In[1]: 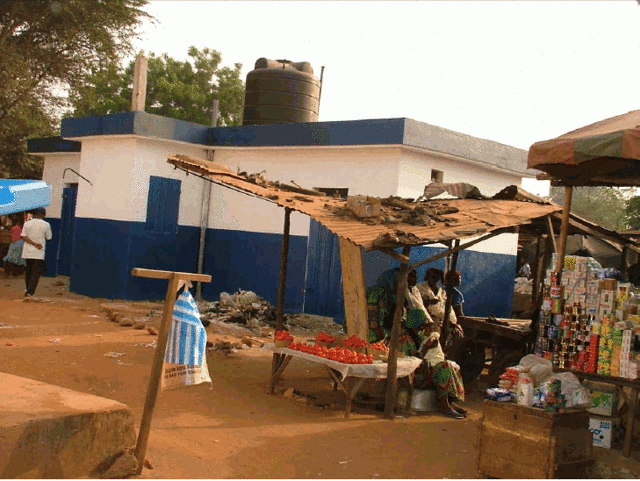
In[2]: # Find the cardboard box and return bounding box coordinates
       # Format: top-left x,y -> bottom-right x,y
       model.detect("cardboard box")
589,416 -> 621,449
584,381 -> 619,417
600,279 -> 618,291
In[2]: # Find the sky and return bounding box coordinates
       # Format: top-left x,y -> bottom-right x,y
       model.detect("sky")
132,1 -> 640,195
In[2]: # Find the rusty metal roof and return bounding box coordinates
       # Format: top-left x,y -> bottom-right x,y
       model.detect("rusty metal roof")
168,154 -> 562,251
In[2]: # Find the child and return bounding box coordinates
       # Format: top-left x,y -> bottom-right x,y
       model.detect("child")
2,213 -> 25,276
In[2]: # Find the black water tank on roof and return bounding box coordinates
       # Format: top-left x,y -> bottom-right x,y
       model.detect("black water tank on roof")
242,58 -> 321,126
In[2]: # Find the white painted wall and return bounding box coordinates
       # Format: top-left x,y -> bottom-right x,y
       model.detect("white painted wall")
398,149 -> 522,199
207,145 -> 402,236
41,153 -> 82,218
397,149 -> 522,256
39,135 -> 527,253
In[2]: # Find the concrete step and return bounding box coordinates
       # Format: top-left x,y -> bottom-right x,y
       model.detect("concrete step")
0,373 -> 136,478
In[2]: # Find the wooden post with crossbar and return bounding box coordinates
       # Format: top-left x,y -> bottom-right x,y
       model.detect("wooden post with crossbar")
131,268 -> 211,474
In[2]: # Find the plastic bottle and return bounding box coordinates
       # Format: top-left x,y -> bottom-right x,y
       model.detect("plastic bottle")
517,374 -> 534,407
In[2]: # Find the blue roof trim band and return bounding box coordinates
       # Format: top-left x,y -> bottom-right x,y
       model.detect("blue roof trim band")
27,136 -> 81,153
57,111 -> 405,148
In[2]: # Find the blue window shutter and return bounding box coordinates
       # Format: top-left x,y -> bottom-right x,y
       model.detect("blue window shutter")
146,176 -> 181,233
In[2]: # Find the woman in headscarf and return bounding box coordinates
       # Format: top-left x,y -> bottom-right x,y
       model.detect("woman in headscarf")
397,297 -> 466,419
366,268 -> 419,343
416,268 -> 464,344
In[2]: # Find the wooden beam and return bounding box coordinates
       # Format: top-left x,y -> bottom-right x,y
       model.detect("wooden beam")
556,186 -> 573,277
384,246 -> 411,419
130,55 -> 148,111
339,237 -> 368,339
379,248 -> 410,264
132,268 -> 211,473
442,240 -> 460,346
131,268 -> 211,282
546,216 -> 558,253
276,208 -> 292,331
409,228 -> 506,271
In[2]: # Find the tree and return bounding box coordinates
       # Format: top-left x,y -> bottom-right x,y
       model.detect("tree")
69,47 -> 245,127
548,186 -> 630,231
624,196 -> 640,230
0,0 -> 150,178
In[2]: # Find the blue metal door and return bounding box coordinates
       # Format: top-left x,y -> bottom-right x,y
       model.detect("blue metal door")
303,219 -> 344,322
57,184 -> 78,275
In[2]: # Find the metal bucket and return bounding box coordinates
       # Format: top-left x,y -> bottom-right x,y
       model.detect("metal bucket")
410,389 -> 438,412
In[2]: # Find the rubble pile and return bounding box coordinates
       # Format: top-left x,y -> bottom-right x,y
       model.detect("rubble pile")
197,290 -> 344,337
198,290 -> 277,329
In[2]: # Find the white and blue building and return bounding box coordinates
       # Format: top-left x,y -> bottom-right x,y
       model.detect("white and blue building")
28,112 -> 535,320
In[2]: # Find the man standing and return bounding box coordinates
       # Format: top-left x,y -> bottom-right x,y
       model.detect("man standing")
21,207 -> 52,298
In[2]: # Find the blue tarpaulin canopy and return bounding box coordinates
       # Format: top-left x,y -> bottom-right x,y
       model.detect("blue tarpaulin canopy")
0,180 -> 51,216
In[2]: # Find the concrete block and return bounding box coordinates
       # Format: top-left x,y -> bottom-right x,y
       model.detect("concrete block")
0,373 -> 136,478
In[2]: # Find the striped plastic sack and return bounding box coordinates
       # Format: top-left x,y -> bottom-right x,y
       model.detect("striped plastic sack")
161,289 -> 212,390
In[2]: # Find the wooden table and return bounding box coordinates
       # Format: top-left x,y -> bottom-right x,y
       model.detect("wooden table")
558,369 -> 640,457
267,344 -> 422,417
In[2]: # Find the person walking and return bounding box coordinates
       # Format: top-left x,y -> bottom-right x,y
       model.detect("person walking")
21,207 -> 52,298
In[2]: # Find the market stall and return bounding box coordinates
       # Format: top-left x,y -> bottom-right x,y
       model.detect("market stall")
522,109 -> 640,457
168,154 -> 562,418
267,343 -> 422,417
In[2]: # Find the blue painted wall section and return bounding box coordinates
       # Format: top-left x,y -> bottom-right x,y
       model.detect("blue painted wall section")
304,220 -> 344,321
67,217 -> 306,311
201,228 -> 307,313
44,217 -> 60,278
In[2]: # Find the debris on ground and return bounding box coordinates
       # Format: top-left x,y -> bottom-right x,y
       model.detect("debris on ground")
98,449 -> 138,479
198,290 -> 276,329
197,290 -> 344,337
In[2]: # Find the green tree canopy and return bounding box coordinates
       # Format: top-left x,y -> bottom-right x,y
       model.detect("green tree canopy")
624,196 -> 640,230
69,47 -> 245,127
549,186 -> 631,231
0,0 -> 150,179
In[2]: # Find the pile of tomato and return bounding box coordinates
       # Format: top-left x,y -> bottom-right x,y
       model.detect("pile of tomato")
368,341 -> 389,353
288,342 -> 373,364
343,335 -> 367,349
274,330 -> 294,342
316,331 -> 336,344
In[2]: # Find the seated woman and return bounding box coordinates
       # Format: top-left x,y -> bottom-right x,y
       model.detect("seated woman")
366,268 -> 419,343
416,268 -> 464,345
398,294 -> 466,419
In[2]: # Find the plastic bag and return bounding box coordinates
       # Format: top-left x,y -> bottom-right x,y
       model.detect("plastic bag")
517,354 -> 553,387
541,372 -> 592,409
219,291 -> 235,306
236,290 -> 259,306
162,289 -> 212,391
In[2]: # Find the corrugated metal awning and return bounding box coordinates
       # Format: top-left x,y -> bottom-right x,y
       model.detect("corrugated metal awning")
168,154 -> 562,250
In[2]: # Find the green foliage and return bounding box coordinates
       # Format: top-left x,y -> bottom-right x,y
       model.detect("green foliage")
0,0 -> 150,178
69,47 -> 245,127
624,196 -> 640,230
548,186 -> 630,231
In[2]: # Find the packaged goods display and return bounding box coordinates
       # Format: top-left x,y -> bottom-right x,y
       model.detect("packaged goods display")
535,255 -> 640,380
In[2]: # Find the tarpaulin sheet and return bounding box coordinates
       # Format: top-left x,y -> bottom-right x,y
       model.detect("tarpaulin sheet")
0,180 -> 51,216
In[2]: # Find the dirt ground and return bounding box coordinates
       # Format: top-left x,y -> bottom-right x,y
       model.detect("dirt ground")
2,274 -> 640,479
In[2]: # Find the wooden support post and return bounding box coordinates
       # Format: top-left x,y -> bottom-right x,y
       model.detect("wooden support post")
546,215 -> 558,254
339,237 -> 368,339
131,268 -> 211,474
276,208 -> 292,331
555,186 -> 573,280
531,233 -> 542,305
130,55 -> 148,112
442,239 -> 460,347
384,246 -> 411,419
620,245 -> 629,279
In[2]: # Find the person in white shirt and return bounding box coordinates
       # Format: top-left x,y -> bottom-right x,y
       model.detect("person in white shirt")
21,207 -> 52,297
